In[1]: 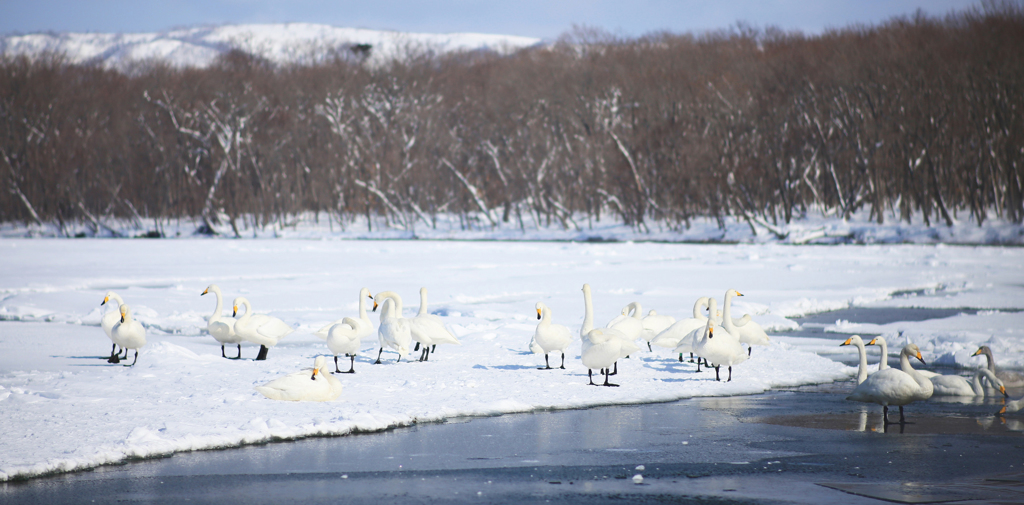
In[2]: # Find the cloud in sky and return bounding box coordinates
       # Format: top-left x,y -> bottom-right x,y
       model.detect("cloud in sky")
1,0 -> 982,39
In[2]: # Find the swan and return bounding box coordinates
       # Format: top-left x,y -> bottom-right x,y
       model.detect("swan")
673,297 -> 721,366
254,356 -> 343,402
580,284 -> 637,376
373,290 -> 458,362
582,328 -> 623,387
232,297 -> 294,361
998,396 -> 1024,416
972,346 -> 1024,387
720,289 -> 767,356
100,291 -> 126,362
315,287 -> 374,343
929,368 -> 1008,397
691,319 -> 747,381
652,297 -> 712,362
374,297 -> 412,363
839,335 -> 870,384
326,320 -> 363,373
533,302 -> 573,369
202,284 -> 243,359
641,310 -> 675,351
846,343 -> 934,424
111,304 -> 146,366
606,302 -> 644,343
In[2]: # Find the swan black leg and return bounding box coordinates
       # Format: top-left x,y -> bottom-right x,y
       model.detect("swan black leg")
609,361 -> 618,376
679,353 -> 684,362
374,347 -> 383,364
538,354 -> 552,370
714,365 -> 721,381
748,346 -> 752,356
696,359 -> 701,372
603,368 -> 619,387
431,344 -> 436,353
727,366 -> 733,382
588,369 -> 598,386
414,342 -> 420,352
899,406 -> 906,424
255,345 -> 269,361
236,344 -> 242,359
221,344 -> 227,358
690,352 -> 695,363
647,342 -> 652,352
333,355 -> 342,373
127,350 -> 138,367
347,355 -> 356,373
120,347 -> 129,359
882,406 -> 890,424
560,352 -> 566,370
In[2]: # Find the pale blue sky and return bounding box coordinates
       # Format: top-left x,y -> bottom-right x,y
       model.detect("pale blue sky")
1,0 -> 982,39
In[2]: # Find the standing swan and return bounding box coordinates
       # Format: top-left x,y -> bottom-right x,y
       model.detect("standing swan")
202,284 -> 243,359
100,291 -> 126,362
326,321 -> 362,373
652,296 -> 711,362
533,302 -> 573,369
375,297 -> 411,363
721,289 -> 768,356
111,304 -> 146,366
254,356 -> 343,402
232,297 -> 294,361
315,287 -> 374,342
582,329 -> 623,386
846,343 -> 934,424
839,335 -> 870,385
692,319 -> 747,381
412,287 -> 460,360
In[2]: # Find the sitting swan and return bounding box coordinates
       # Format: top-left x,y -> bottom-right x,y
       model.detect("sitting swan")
846,342 -> 933,424
100,291 -> 126,362
641,310 -> 675,351
533,301 -> 573,369
111,304 -> 147,366
929,368 -> 1008,397
315,287 -> 374,342
255,356 -> 343,402
232,297 -> 294,361
202,284 -> 243,359
972,346 -> 1024,388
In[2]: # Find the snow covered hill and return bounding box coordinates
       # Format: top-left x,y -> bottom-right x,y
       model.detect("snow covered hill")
0,23 -> 542,70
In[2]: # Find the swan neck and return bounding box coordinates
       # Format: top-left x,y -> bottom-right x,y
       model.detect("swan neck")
418,289 -> 428,316
972,371 -> 985,395
358,290 -> 368,320
376,291 -> 403,316
693,297 -> 708,319
581,287 -> 593,337
854,341 -> 868,384
878,341 -> 888,370
210,288 -> 223,322
899,351 -> 930,387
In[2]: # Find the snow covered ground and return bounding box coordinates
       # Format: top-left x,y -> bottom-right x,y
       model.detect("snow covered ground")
1,238 -> 1023,482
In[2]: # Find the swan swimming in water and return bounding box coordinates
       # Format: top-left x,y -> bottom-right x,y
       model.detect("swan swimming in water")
232,297 -> 294,361
202,284 -> 243,359
845,339 -> 933,424
254,356 -> 343,402
532,301 -> 573,369
972,346 -> 1024,388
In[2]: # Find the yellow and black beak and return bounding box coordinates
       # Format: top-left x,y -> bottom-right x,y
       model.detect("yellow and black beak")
1000,385 -> 1008,397
840,338 -> 852,346
915,351 -> 926,365
201,288 -> 209,296
372,301 -> 378,312
708,327 -> 714,338
867,338 -> 877,346
232,305 -> 238,317
998,405 -> 1007,415
311,368 -> 319,381
971,348 -> 983,357
736,291 -> 744,297
101,295 -> 109,306
536,308 -> 542,320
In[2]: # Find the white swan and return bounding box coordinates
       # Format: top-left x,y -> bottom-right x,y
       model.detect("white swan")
411,287 -> 460,360
533,302 -> 573,369
840,335 -> 870,384
673,297 -> 721,366
581,284 -> 638,376
929,368 -> 1007,397
998,396 -> 1024,416
972,346 -> 1024,387
374,297 -> 412,363
315,287 -> 374,343
326,320 -> 362,373
607,301 -> 644,343
652,296 -> 712,363
100,291 -> 125,362
582,328 -> 623,387
232,297 -> 294,361
641,310 -> 675,351
254,356 -> 343,402
846,343 -> 934,424
691,319 -> 747,381
722,289 -> 769,355
111,304 -> 146,366
202,284 -> 243,359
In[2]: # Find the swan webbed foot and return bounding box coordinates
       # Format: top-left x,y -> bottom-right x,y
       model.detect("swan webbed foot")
374,347 -> 384,364
537,354 -> 553,370
108,353 -> 120,364
602,369 -> 619,387
124,350 -> 138,367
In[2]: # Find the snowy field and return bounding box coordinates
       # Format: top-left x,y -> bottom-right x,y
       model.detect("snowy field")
1,238 -> 1023,482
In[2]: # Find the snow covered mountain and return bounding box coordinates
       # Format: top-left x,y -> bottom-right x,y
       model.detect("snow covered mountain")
0,24 -> 542,70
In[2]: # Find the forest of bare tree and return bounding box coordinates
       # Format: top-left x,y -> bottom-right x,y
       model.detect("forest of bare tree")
1,3 -> 1022,237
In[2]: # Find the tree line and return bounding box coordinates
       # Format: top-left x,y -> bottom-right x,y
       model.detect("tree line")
1,3 -> 1022,236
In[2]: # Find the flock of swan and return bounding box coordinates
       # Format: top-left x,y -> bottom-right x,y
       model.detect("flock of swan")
95,286 -> 1024,418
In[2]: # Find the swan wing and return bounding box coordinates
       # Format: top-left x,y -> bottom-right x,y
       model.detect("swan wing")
929,374 -> 973,396
256,317 -> 294,340
654,318 -> 703,348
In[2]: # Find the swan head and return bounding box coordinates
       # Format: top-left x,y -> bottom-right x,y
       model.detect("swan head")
535,302 -> 544,320
582,283 -> 591,295
840,335 -> 864,347
119,304 -> 129,323
903,344 -> 925,364
202,284 -> 218,296
971,346 -> 991,358
362,287 -> 372,299
101,291 -> 116,306
311,356 -> 326,380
